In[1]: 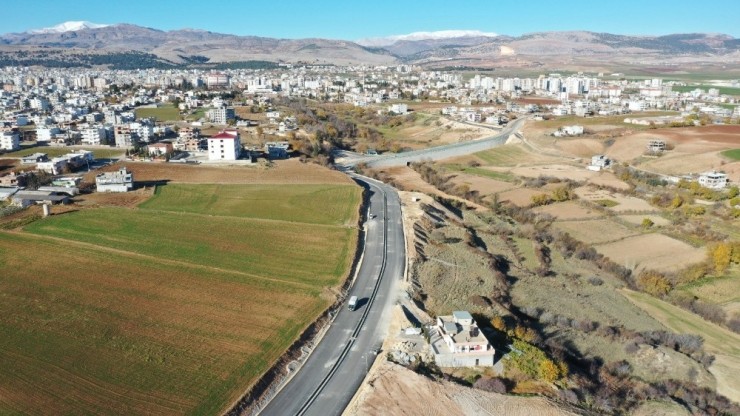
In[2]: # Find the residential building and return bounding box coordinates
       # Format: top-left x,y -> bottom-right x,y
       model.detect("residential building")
0,172 -> 27,187
20,153 -> 48,164
96,168 -> 134,192
698,171 -> 728,189
80,126 -> 106,145
208,107 -> 235,124
389,103 -> 408,115
647,139 -> 666,153
36,127 -> 61,143
36,157 -> 68,175
114,124 -> 137,148
147,142 -> 173,156
0,131 -> 20,151
588,155 -> 611,171
265,141 -> 289,159
430,311 -> 495,367
207,130 -> 241,161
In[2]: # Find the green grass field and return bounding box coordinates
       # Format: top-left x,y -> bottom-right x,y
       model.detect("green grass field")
2,181 -> 362,414
1,144 -> 124,159
135,105 -> 181,122
139,183 -> 361,226
721,149 -> 740,161
0,232 -> 327,415
474,145 -> 534,166
24,207 -> 355,286
443,164 -> 516,182
671,85 -> 740,96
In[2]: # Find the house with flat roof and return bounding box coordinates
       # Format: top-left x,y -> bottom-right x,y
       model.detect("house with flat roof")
430,311 -> 495,367
698,171 -> 728,189
587,155 -> 611,171
96,168 -> 134,192
20,153 -> 49,164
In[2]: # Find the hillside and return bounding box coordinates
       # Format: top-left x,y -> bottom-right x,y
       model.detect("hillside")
1,24 -> 740,70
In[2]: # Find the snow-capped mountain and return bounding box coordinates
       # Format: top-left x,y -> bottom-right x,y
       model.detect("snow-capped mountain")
357,30 -> 498,47
29,21 -> 110,34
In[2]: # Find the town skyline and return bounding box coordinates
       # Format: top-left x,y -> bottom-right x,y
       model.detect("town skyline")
5,0 -> 740,39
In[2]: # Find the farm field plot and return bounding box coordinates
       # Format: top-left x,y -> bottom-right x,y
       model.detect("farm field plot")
134,105 -> 181,121
139,183 -> 361,226
574,187 -> 656,212
473,144 -> 556,166
679,275 -> 740,317
0,231 -> 329,415
497,187 -> 545,207
447,173 -> 514,194
596,233 -> 705,273
87,159 -> 355,185
620,214 -> 671,227
532,201 -> 603,220
623,289 -> 740,403
554,219 -> 638,244
24,208 -> 355,286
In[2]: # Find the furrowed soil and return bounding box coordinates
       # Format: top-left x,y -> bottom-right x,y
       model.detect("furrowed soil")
0,232 -> 328,416
1,163 -> 362,415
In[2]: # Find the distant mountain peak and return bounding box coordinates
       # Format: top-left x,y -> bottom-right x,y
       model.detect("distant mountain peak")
357,30 -> 498,47
29,21 -> 110,34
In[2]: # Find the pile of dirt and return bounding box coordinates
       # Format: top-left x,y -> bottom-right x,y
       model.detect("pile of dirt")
346,361 -> 582,416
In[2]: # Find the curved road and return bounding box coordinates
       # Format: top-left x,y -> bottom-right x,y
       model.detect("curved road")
259,176 -> 405,416
341,116 -> 528,168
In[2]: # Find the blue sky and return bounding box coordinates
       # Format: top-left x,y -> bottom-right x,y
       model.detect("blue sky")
4,0 -> 740,39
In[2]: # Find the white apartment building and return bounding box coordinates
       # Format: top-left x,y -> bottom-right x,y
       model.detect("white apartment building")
0,131 -> 20,151
80,126 -> 106,145
207,130 -> 241,161
208,107 -> 235,124
36,127 -> 61,143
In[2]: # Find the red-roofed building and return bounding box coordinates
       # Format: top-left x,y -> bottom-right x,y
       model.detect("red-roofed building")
207,130 -> 241,160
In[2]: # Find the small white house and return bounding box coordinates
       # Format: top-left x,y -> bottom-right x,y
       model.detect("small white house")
96,168 -> 134,192
389,103 -> 408,115
588,155 -> 611,171
698,171 -> 728,189
430,311 -> 495,367
553,125 -> 584,137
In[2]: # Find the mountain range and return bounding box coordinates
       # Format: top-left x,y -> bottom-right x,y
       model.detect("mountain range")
2,22 -> 740,71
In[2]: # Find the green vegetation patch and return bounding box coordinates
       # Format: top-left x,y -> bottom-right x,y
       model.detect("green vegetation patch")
721,149 -> 740,161
0,231 -> 327,415
139,183 -> 361,226
443,164 -> 515,182
671,85 -> 740,96
24,208 -> 355,286
474,146 -> 532,166
135,105 -> 181,122
594,199 -> 619,207
2,145 -> 84,158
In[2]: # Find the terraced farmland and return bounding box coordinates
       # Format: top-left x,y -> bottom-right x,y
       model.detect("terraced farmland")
0,179 -> 362,415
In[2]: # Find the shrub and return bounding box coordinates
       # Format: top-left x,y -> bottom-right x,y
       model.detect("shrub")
587,276 -> 604,286
473,377 -> 507,394
637,270 -> 672,297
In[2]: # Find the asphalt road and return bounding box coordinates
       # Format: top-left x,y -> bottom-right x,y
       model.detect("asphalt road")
259,176 -> 405,416
340,117 -> 528,168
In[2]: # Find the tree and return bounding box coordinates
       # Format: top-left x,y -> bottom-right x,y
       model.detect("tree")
539,359 -> 561,382
637,270 -> 672,296
709,243 -> 732,275
641,218 -> 654,229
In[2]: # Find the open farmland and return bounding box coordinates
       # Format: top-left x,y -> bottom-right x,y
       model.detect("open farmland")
134,104 -> 181,121
2,171 -> 361,414
0,232 -> 330,415
139,183 -> 361,226
554,219 -> 638,244
596,233 -> 706,273
25,206 -> 355,286
623,290 -> 740,403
